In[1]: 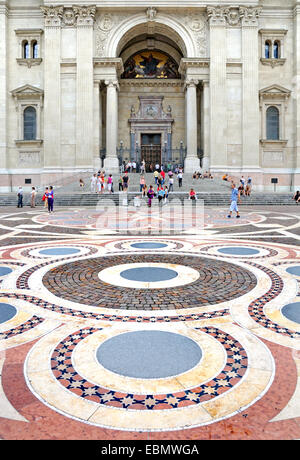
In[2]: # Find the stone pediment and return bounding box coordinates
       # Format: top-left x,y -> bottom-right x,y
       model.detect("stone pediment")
11,84 -> 44,98
259,84 -> 291,98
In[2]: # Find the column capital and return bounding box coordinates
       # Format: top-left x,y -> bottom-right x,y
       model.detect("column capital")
41,5 -> 64,28
207,6 -> 226,27
73,5 -> 96,27
239,6 -> 262,27
104,79 -> 119,91
184,79 -> 199,90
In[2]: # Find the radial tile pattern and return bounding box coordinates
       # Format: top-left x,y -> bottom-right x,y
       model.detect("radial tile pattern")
42,254 -> 257,310
0,206 -> 300,440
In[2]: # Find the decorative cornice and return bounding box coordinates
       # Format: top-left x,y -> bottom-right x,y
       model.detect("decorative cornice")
15,139 -> 43,148
120,79 -> 183,88
259,29 -> 288,36
15,29 -> 44,36
260,139 -> 288,148
93,57 -> 124,74
179,58 -> 209,73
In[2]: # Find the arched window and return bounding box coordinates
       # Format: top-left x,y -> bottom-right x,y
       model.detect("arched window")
266,106 -> 280,140
23,41 -> 30,59
23,106 -> 37,140
273,41 -> 280,59
32,41 -> 38,59
265,40 -> 271,59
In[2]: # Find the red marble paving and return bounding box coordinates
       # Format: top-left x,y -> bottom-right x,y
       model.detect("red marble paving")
0,337 -> 300,440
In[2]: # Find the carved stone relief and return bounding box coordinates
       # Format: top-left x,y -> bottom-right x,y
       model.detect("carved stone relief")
18,151 -> 41,167
183,12 -> 208,57
94,13 -> 117,57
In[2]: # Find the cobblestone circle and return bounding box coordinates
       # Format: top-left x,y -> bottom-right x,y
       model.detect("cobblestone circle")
42,254 -> 257,311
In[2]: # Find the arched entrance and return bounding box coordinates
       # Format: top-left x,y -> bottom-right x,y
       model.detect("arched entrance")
117,22 -> 184,171
98,13 -> 205,174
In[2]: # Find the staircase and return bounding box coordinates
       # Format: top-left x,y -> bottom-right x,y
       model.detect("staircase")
0,173 -> 296,207
0,192 -> 296,207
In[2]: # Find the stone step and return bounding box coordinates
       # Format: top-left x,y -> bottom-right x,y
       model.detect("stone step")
53,173 -> 232,194
0,192 -> 296,207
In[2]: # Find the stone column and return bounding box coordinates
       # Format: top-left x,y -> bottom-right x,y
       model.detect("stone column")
74,5 -> 96,169
201,80 -> 210,171
294,3 -> 300,185
104,80 -> 119,174
207,6 -> 227,172
240,6 -> 261,170
0,2 -> 7,176
93,81 -> 101,170
184,79 -> 200,173
41,6 -> 63,170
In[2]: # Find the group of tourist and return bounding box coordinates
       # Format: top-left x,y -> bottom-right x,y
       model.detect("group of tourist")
222,173 -> 252,197
17,185 -> 54,213
152,167 -> 182,190
193,171 -> 214,180
88,164 -> 185,199
17,166 -> 299,217
90,171 -> 114,194
121,160 -> 184,175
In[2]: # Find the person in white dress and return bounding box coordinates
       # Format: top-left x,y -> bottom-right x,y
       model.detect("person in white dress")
90,174 -> 97,193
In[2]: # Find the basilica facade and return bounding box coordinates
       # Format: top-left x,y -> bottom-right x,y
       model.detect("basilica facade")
0,0 -> 300,191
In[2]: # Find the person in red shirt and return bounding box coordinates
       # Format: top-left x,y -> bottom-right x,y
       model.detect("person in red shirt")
161,169 -> 165,185
189,188 -> 197,200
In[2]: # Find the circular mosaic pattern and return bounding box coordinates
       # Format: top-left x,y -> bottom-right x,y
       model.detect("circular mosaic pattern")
130,242 -> 168,249
0,266 -> 13,276
281,302 -> 300,324
217,247 -> 260,256
120,266 -> 178,282
286,266 -> 300,277
109,240 -> 187,252
42,254 -> 257,311
97,262 -> 199,289
96,330 -> 202,379
0,303 -> 17,324
24,322 -> 274,431
38,247 -> 82,256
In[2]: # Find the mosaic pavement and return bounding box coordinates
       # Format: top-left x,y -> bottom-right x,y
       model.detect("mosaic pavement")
0,205 -> 300,440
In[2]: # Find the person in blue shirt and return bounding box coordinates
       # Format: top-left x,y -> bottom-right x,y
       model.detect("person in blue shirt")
157,186 -> 165,205
46,186 -> 54,213
227,183 -> 241,218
